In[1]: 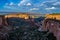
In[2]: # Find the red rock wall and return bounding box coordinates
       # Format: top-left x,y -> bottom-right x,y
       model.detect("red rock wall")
43,19 -> 60,40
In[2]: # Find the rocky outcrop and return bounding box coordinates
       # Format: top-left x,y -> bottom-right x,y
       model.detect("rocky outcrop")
0,15 -> 8,26
43,19 -> 60,40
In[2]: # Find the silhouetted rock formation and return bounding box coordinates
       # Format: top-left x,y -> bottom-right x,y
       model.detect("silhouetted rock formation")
43,19 -> 60,40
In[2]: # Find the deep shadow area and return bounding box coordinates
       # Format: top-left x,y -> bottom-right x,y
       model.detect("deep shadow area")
0,17 -> 56,40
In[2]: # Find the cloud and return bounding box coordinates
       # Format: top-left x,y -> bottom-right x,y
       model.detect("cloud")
4,4 -> 18,10
26,3 -> 31,6
18,3 -> 21,6
40,0 -> 58,7
53,2 -> 60,5
18,0 -> 29,6
20,0 -> 26,4
30,8 -> 39,11
18,0 -> 25,6
4,6 -> 16,9
4,6 -> 11,9
9,2 -> 14,6
5,2 -> 14,6
45,7 -> 56,10
40,1 -> 60,9
40,1 -> 55,7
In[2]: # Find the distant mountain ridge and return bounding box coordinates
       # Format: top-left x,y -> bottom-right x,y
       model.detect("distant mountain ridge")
0,12 -> 42,15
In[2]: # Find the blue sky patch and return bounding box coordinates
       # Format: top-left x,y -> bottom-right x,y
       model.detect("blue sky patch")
0,0 -> 60,14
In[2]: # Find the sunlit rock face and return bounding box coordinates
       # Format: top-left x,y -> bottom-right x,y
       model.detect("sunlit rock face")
5,13 -> 30,19
0,15 -> 8,26
45,14 -> 60,20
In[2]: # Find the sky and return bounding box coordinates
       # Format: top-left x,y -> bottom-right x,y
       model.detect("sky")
0,0 -> 60,14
